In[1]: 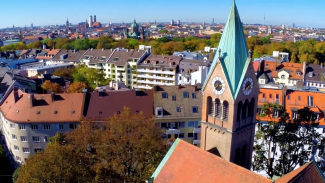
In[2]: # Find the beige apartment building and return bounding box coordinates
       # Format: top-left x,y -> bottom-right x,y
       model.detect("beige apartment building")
0,87 -> 84,167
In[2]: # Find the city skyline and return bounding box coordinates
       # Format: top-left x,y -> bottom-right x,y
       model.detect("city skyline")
1,0 -> 324,28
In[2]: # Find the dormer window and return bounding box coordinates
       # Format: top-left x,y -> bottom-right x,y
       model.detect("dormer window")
281,75 -> 286,79
296,71 -> 301,75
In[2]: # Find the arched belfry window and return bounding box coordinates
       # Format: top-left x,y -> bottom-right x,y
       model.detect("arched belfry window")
215,99 -> 221,117
237,101 -> 242,122
223,101 -> 229,120
240,144 -> 247,167
241,99 -> 249,119
248,97 -> 255,118
207,96 -> 213,115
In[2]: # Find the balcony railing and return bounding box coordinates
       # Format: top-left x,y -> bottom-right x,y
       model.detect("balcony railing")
286,100 -> 305,106
193,140 -> 201,145
137,69 -> 175,75
258,98 -> 281,104
137,80 -> 175,85
193,128 -> 201,133
166,129 -> 180,135
137,74 -> 175,81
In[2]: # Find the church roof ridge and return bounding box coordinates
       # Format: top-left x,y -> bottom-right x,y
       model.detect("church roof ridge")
202,1 -> 249,98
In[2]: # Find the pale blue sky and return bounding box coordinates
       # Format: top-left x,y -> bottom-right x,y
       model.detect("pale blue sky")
1,0 -> 323,28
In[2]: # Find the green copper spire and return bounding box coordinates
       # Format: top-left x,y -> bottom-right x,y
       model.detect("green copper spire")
203,1 -> 249,98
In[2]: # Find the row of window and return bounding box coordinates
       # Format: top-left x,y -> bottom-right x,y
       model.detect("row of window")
10,123 -> 77,130
12,135 -> 50,143
262,94 -> 314,107
162,132 -> 199,139
160,121 -> 200,129
261,93 -> 280,99
162,92 -> 196,99
176,107 -> 199,113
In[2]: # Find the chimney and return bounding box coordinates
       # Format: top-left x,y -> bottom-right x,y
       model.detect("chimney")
303,61 -> 306,82
51,92 -> 55,102
115,81 -> 119,91
28,94 -> 34,108
13,87 -> 19,103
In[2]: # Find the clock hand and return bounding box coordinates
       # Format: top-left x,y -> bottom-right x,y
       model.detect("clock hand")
245,84 -> 251,91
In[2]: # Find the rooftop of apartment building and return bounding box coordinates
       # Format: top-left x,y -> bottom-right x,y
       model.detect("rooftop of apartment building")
35,49 -> 61,60
25,63 -> 73,71
179,59 -> 211,73
138,55 -> 182,69
107,48 -> 147,66
1,88 -> 84,123
83,90 -> 153,120
52,49 -> 87,63
305,63 -> 325,83
172,51 -> 209,60
153,85 -> 202,119
82,48 -> 115,64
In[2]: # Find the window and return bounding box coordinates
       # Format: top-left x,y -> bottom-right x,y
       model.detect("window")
34,148 -> 42,153
188,121 -> 199,128
179,133 -> 185,138
31,124 -> 38,130
10,123 -> 15,129
162,92 -> 168,98
292,111 -> 298,119
70,124 -> 77,129
32,136 -> 40,142
14,145 -> 19,151
43,124 -> 51,130
176,107 -> 181,112
298,96 -> 301,101
188,133 -> 194,138
183,92 -> 189,98
16,156 -> 21,162
323,128 -> 325,134
262,93 -> 265,98
12,134 -> 17,140
44,136 -> 50,142
179,122 -> 185,128
57,124 -> 64,130
308,96 -> 314,107
172,95 -> 176,101
281,75 -> 285,79
273,110 -> 279,118
269,94 -> 272,99
23,147 -> 30,153
20,136 -> 28,142
19,124 -> 26,130
192,93 -> 196,98
287,95 -> 290,100
276,94 -> 279,99
192,107 -> 198,113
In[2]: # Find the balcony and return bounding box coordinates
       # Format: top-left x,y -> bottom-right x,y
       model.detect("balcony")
137,74 -> 175,81
134,85 -> 153,90
286,100 -> 305,106
258,98 -> 281,104
193,139 -> 200,145
137,69 -> 175,75
137,80 -> 175,86
193,128 -> 201,133
166,129 -> 180,135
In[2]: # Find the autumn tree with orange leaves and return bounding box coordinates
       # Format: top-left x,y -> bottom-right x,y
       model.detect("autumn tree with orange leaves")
41,80 -> 62,93
67,82 -> 88,93
15,107 -> 168,183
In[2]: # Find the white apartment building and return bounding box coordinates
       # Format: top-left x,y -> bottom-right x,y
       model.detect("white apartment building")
0,87 -> 83,168
176,59 -> 210,85
135,55 -> 182,90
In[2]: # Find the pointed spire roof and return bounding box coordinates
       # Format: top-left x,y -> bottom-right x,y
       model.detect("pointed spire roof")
203,1 -> 250,98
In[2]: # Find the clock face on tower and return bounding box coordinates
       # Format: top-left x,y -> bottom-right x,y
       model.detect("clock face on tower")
242,77 -> 254,96
211,77 -> 226,95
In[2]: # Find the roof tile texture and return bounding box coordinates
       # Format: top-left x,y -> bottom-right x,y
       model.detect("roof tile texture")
154,139 -> 272,183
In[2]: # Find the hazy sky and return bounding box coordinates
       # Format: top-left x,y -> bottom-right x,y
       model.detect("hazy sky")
1,0 -> 323,28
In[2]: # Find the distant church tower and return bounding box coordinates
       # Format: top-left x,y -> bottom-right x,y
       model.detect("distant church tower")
200,1 -> 258,170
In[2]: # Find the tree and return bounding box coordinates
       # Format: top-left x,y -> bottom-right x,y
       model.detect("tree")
72,65 -> 109,89
32,41 -> 42,49
53,68 -> 73,80
16,108 -> 168,183
67,82 -> 88,93
252,103 -> 325,178
15,133 -> 94,183
41,80 -> 62,93
158,29 -> 168,34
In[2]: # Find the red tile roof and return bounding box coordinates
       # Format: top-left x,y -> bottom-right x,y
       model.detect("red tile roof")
253,61 -> 260,72
153,139 -> 272,183
1,89 -> 85,123
275,161 -> 325,183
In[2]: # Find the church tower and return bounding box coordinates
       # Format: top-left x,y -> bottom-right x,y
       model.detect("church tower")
200,1 -> 258,169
